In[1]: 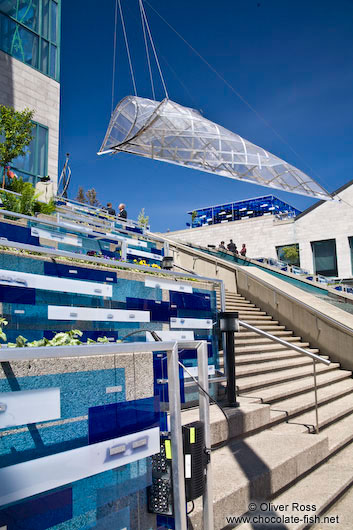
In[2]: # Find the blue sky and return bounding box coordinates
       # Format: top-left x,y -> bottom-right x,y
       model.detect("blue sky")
59,0 -> 353,231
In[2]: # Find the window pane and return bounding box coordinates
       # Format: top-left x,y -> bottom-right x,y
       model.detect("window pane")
42,0 -> 49,39
0,13 -> 38,67
49,43 -> 56,78
12,125 -> 37,175
40,39 -> 49,74
0,0 -> 39,32
37,126 -> 48,176
311,239 -> 338,277
50,0 -> 57,43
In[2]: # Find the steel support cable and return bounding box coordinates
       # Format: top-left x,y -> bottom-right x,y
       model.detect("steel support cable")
139,0 -> 156,100
118,0 -> 137,96
144,0 -> 331,195
111,0 -> 119,115
140,0 -> 169,99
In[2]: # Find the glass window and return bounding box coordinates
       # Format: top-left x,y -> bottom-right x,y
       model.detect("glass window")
0,0 -> 39,32
276,244 -> 300,266
311,239 -> 338,277
40,38 -> 48,74
0,12 -> 38,68
11,123 -> 48,181
50,0 -> 57,43
49,43 -> 56,78
349,237 -> 353,275
42,0 -> 49,39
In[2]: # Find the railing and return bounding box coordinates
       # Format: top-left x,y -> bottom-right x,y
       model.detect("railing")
238,319 -> 331,434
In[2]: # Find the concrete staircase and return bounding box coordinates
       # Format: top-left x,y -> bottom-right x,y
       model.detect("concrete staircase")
183,289 -> 353,529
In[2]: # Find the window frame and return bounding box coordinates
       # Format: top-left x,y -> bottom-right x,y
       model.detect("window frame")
311,238 -> 338,277
0,0 -> 60,81
10,120 -> 49,185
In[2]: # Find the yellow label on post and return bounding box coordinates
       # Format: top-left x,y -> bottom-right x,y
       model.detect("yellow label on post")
190,427 -> 195,444
165,439 -> 172,459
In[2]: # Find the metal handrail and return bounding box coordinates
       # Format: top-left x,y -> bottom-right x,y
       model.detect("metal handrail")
238,319 -> 330,434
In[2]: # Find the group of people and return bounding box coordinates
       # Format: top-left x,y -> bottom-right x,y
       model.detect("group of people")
219,240 -> 246,257
104,202 -> 127,219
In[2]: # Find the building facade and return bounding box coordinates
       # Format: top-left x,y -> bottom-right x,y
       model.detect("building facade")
167,181 -> 353,279
0,0 -> 61,190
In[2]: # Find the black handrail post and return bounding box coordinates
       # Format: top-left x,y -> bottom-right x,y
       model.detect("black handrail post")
219,311 -> 239,407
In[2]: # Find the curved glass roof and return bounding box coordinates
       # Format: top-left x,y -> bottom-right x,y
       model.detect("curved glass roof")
99,96 -> 331,200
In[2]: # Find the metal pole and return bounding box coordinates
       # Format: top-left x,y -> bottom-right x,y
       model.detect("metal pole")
313,359 -> 319,434
197,341 -> 214,530
219,312 -> 239,407
167,343 -> 187,530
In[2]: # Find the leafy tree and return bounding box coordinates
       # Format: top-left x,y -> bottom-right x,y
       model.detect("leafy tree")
138,207 -> 149,228
0,177 -> 56,216
191,210 -> 197,224
0,105 -> 34,188
86,188 -> 100,206
75,186 -> 86,203
282,245 -> 300,265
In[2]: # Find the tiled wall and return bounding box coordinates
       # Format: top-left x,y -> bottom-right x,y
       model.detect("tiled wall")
0,252 -> 219,529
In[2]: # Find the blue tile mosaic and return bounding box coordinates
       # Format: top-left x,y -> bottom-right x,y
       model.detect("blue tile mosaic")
0,285 -> 35,305
126,297 -> 175,322
88,396 -> 160,444
170,291 -> 211,311
44,262 -> 117,283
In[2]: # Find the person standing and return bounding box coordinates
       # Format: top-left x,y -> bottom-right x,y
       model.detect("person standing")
227,239 -> 237,253
218,241 -> 226,250
118,203 -> 127,219
240,243 -> 247,257
105,202 -> 116,216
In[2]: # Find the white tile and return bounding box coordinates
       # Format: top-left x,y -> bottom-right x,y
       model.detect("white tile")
145,279 -> 193,293
48,306 -> 150,322
127,248 -> 162,261
0,388 -> 60,428
0,426 -> 160,506
170,317 -> 213,329
183,365 -> 215,378
31,227 -> 82,247
0,269 -> 112,297
146,330 -> 194,341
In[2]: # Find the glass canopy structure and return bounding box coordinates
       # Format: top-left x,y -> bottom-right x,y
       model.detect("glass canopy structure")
99,96 -> 331,201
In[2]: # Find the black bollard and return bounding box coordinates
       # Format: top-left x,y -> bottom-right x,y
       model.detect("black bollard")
219,312 -> 239,407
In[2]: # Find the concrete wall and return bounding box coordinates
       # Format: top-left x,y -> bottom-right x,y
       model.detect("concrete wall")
166,182 -> 353,279
236,266 -> 353,372
0,50 -> 60,190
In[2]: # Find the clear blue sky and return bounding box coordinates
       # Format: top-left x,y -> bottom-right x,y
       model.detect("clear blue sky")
59,0 -> 353,232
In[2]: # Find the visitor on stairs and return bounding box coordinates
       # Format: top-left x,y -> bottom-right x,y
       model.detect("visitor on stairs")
118,203 -> 127,220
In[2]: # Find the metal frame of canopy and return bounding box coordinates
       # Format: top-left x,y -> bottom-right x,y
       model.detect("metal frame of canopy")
98,95 -> 332,201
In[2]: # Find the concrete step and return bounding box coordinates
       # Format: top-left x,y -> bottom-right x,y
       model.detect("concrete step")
238,324 -> 286,331
235,310 -> 267,316
234,336 -> 304,347
236,442 -> 353,530
235,330 -> 294,339
269,378 -> 353,422
233,342 -> 316,355
226,306 -> 262,312
235,350 -> 327,365
235,356 -> 321,377
189,431 -> 329,529
238,315 -> 274,321
236,363 -> 340,392
272,394 -> 353,436
218,352 -> 322,370
323,411 -> 353,453
240,369 -> 352,404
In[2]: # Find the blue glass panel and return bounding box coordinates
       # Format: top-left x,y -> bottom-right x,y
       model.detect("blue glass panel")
157,515 -> 175,529
91,506 -> 130,530
0,285 -> 35,304
88,396 -> 160,445
0,13 -> 39,68
126,297 -> 175,322
0,222 -> 39,246
153,354 -> 185,404
0,488 -> 72,530
170,292 -> 211,311
44,262 -> 117,283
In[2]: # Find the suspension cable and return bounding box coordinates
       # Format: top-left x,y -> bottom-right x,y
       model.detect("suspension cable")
144,0 -> 331,192
140,0 -> 169,99
118,0 -> 137,96
139,0 -> 155,100
111,0 -> 118,114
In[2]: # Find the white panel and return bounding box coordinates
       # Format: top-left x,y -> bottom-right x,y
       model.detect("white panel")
0,388 -> 60,428
0,426 -> 160,506
0,269 -> 112,297
119,237 -> 147,248
146,330 -> 194,342
127,248 -> 162,261
170,317 -> 213,329
184,365 -> 215,378
145,279 -> 193,293
48,306 -> 150,322
31,227 -> 82,247
185,454 -> 191,479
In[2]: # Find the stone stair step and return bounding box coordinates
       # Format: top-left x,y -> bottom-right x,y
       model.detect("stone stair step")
234,336 -> 303,347
189,431 -> 329,529
235,356 -> 321,377
238,324 -> 286,331
324,412 -> 353,453
236,442 -> 353,530
235,330 -> 294,338
240,369 -> 352,404
235,350 -> 327,365
269,379 -> 353,421
226,306 -> 262,312
236,363 -> 340,391
234,342 -> 316,354
238,315 -> 274,320
272,394 -> 353,435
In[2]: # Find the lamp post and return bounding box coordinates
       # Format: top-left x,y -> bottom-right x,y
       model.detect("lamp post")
219,311 -> 239,407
